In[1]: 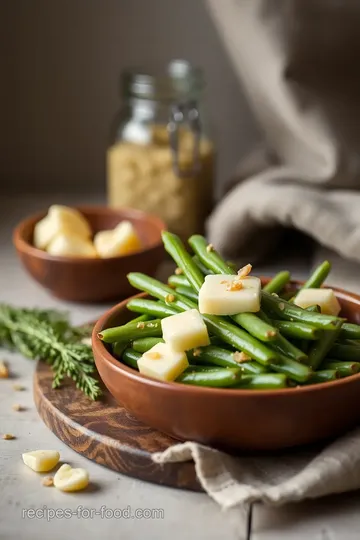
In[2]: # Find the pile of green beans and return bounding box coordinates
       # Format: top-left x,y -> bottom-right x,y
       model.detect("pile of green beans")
98,232 -> 360,390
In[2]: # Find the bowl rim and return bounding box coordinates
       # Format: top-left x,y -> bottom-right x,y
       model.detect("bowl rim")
13,205 -> 166,264
92,279 -> 360,397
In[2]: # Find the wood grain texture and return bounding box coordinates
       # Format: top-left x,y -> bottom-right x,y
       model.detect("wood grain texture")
33,361 -> 201,491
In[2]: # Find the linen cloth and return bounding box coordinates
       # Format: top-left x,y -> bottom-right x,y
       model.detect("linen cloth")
204,0 -> 360,263
153,427 -> 360,508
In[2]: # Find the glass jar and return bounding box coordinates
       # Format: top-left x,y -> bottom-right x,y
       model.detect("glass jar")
107,60 -> 214,239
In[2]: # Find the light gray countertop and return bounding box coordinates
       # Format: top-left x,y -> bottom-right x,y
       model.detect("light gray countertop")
1,194 -> 360,540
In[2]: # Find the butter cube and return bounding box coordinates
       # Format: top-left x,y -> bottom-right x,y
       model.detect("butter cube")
138,342 -> 189,381
53,464 -> 89,492
294,288 -> 341,316
22,450 -> 60,472
198,275 -> 261,315
47,233 -> 98,258
94,221 -> 142,258
161,309 -> 210,352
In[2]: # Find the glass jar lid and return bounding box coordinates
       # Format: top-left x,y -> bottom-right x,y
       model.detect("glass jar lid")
122,59 -> 204,102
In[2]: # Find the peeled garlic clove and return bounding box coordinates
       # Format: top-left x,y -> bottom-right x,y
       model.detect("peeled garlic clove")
33,216 -> 55,250
22,450 -> 60,472
94,221 -> 141,258
93,229 -> 114,257
48,205 -> 92,240
47,234 -> 97,258
53,463 -> 89,492
34,206 -> 92,251
113,221 -> 142,251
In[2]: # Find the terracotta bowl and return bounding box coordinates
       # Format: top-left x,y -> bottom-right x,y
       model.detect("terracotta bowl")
13,206 -> 165,303
92,280 -> 360,451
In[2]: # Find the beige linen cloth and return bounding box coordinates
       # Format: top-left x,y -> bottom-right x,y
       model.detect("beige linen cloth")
153,1 -> 360,508
205,0 -> 360,264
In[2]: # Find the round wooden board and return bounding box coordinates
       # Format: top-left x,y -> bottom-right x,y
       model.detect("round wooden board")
34,361 -> 201,491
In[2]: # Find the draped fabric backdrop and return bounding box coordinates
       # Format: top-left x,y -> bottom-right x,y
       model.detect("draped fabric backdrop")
205,0 -> 360,269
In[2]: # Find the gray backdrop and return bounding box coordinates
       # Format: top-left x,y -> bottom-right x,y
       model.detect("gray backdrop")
0,0 -> 258,195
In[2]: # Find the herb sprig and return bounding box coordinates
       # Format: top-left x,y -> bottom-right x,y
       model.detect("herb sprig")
0,305 -> 101,400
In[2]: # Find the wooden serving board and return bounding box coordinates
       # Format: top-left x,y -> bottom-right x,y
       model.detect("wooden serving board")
34,361 -> 201,491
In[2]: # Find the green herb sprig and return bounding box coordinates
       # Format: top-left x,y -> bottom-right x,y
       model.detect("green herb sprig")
0,305 -> 101,400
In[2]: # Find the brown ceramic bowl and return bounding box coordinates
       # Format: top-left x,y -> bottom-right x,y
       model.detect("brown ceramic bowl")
93,280 -> 360,451
13,206 -> 165,302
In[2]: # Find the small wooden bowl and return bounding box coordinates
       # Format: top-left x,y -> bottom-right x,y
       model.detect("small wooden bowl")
92,281 -> 360,451
13,206 -> 165,302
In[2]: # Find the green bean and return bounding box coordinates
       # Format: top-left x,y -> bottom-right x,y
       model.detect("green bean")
231,312 -> 279,342
261,291 -> 343,330
210,337 -> 235,349
128,273 -> 278,365
186,365 -> 224,372
187,345 -> 237,368
305,321 -> 343,369
305,305 -> 321,313
122,348 -> 141,369
340,323 -> 360,340
236,361 -> 268,375
99,319 -> 162,344
162,231 -> 204,292
328,343 -> 360,362
234,373 -> 288,390
128,273 -> 194,311
112,342 -> 127,358
269,342 -> 307,362
188,234 -> 235,274
271,320 -> 322,340
168,274 -> 190,288
322,361 -> 360,377
124,314 -> 151,325
175,285 -> 199,303
193,256 -> 236,278
263,271 -> 291,294
304,369 -> 339,385
290,263 -> 331,303
270,354 -> 312,383
202,315 -> 278,366
176,367 -> 242,387
258,309 -> 273,324
127,298 -> 180,318
187,345 -> 266,374
226,260 -> 238,271
193,256 -> 236,274
296,339 -> 310,354
132,337 -> 164,353
258,310 -> 307,361
193,255 -> 213,275
298,261 -> 331,291
270,338 -> 307,362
